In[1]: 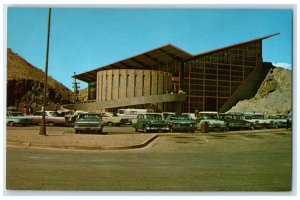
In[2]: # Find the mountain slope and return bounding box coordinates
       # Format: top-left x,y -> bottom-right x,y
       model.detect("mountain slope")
229,67 -> 292,115
7,48 -> 76,110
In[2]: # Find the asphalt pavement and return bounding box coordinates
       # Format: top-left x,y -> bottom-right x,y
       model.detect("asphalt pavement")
6,126 -> 291,151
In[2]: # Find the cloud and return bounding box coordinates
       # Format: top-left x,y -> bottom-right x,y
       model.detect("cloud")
272,62 -> 292,69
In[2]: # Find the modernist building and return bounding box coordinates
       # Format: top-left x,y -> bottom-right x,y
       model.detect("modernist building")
72,33 -> 278,113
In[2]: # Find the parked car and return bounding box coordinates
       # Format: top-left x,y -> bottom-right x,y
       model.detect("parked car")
132,113 -> 170,133
30,110 -> 66,126
117,108 -> 154,124
73,113 -> 104,134
182,113 -> 197,120
101,112 -> 132,126
165,114 -> 197,133
195,111 -> 227,132
101,112 -> 121,126
162,112 -> 176,120
6,111 -> 32,126
287,112 -> 292,129
219,112 -> 254,130
243,113 -> 271,129
65,110 -> 88,126
267,114 -> 288,128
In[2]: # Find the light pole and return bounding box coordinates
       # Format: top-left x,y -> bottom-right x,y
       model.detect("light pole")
39,8 -> 52,136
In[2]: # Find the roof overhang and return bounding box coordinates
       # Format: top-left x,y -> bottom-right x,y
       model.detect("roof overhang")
73,44 -> 192,82
187,33 -> 280,60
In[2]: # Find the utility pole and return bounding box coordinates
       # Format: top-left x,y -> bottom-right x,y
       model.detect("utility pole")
39,8 -> 52,136
72,72 -> 80,102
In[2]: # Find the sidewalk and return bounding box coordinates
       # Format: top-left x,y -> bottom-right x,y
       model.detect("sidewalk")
6,130 -> 158,151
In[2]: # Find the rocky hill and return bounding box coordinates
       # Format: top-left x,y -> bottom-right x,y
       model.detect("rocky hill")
229,66 -> 292,115
7,48 -> 76,111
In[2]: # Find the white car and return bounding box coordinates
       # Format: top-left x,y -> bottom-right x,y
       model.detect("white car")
30,110 -> 66,126
101,112 -> 123,126
195,111 -> 227,131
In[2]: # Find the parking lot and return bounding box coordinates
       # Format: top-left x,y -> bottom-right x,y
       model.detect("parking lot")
6,126 -> 292,191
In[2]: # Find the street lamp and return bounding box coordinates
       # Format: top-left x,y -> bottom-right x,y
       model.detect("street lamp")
39,8 -> 52,136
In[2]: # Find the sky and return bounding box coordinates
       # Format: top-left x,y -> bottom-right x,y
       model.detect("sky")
7,7 -> 293,90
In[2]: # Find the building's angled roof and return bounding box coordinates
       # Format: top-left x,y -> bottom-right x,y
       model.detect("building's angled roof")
74,44 -> 193,82
188,33 -> 280,60
74,33 -> 279,83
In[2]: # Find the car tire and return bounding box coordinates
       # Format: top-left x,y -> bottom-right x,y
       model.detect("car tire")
143,125 -> 148,133
250,124 -> 255,130
75,130 -> 79,134
9,121 -> 15,127
97,129 -> 103,134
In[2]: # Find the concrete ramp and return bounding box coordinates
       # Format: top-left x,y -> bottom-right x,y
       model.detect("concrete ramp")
63,93 -> 186,112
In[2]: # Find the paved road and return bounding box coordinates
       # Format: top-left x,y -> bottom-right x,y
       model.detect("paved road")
6,129 -> 292,192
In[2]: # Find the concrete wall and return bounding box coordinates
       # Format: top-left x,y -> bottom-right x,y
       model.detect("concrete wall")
96,69 -> 172,102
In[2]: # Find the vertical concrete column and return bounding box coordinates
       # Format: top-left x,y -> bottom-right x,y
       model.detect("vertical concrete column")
151,70 -> 158,95
143,70 -> 151,96
102,71 -> 107,101
128,70 -> 135,98
136,70 -> 143,97
112,69 -> 119,100
99,71 -> 102,101
169,73 -> 172,92
106,70 -> 112,101
120,70 -> 127,99
164,72 -> 168,94
96,71 -> 100,101
157,71 -> 164,95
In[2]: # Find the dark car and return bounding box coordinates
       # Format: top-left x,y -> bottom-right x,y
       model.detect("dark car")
219,112 -> 254,130
73,113 -> 104,134
132,113 -> 170,133
243,113 -> 270,129
166,114 -> 197,133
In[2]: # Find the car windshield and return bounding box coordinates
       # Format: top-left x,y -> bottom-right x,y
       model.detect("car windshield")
170,115 -> 190,120
79,114 -> 101,120
145,114 -> 162,120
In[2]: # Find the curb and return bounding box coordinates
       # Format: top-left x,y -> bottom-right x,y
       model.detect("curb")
7,134 -> 158,151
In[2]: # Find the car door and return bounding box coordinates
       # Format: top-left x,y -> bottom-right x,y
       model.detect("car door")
137,114 -> 145,130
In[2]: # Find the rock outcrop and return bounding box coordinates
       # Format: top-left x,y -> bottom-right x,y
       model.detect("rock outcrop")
229,67 -> 292,115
